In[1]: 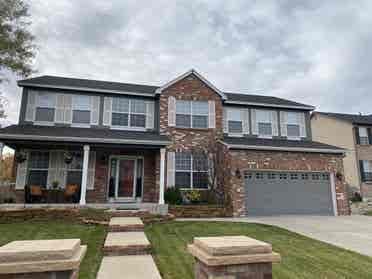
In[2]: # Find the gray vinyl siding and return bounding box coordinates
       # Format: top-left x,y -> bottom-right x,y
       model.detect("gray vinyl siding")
18,88 -> 29,124
223,104 -> 312,141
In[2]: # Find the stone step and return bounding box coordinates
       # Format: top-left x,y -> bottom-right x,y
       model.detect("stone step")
109,217 -> 144,232
109,209 -> 149,218
97,255 -> 162,279
103,232 -> 151,256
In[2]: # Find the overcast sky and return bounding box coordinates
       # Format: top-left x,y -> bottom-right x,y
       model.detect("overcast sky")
1,0 -> 372,127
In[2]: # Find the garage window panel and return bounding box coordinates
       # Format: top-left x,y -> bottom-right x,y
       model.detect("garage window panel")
175,152 -> 208,189
279,173 -> 287,180
312,173 -> 320,180
290,173 -> 299,180
301,173 -> 309,180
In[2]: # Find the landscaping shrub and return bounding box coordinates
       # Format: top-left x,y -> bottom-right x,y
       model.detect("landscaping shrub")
350,192 -> 363,202
164,187 -> 183,205
184,190 -> 202,204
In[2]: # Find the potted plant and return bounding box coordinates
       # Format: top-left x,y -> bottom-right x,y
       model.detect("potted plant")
51,180 -> 60,203
184,190 -> 201,204
64,152 -> 73,164
15,151 -> 27,163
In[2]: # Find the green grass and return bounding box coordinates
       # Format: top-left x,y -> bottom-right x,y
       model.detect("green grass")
0,219 -> 107,279
364,211 -> 372,216
145,221 -> 372,279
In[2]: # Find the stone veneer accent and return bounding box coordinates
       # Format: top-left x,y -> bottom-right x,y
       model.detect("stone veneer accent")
218,143 -> 350,216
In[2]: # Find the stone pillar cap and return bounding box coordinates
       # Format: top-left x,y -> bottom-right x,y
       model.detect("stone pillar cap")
188,235 -> 280,266
0,239 -> 86,274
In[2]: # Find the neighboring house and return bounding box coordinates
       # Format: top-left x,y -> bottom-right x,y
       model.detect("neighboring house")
311,112 -> 372,200
0,69 -> 349,216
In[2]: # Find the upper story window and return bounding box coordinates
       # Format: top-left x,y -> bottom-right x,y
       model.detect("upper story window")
72,95 -> 91,125
286,112 -> 301,138
175,152 -> 208,189
256,110 -> 273,137
176,100 -> 208,129
359,127 -> 369,145
35,93 -> 56,123
227,109 -> 243,134
111,97 -> 146,129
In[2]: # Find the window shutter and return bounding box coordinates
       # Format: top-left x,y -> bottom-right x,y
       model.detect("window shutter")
280,111 -> 288,137
167,151 -> 175,187
47,151 -> 59,188
168,96 -> 176,127
25,90 -> 36,122
103,97 -> 112,126
90,96 -> 100,125
251,109 -> 258,135
145,101 -> 155,129
272,111 -> 279,136
15,151 -> 28,189
299,112 -> 307,138
355,127 -> 361,144
360,160 -> 366,182
242,109 -> 250,135
64,95 -> 73,123
55,94 -> 65,123
87,151 -> 96,190
208,100 -> 216,128
223,107 -> 228,133
368,128 -> 372,145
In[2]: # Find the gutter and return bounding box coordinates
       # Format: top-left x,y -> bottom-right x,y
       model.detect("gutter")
225,143 -> 344,154
0,133 -> 171,146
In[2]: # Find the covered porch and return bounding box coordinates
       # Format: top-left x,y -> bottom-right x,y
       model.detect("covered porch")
0,125 -> 170,207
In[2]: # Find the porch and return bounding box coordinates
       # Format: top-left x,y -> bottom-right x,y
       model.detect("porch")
0,125 -> 170,208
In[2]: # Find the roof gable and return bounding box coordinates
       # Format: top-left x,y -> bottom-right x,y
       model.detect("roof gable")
155,69 -> 227,100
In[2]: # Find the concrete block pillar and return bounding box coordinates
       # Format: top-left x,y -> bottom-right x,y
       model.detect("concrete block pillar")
0,239 -> 87,279
188,235 -> 280,279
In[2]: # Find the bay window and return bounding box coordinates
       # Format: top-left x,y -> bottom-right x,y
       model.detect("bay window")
257,110 -> 273,137
72,95 -> 91,124
111,98 -> 146,129
359,127 -> 369,145
176,100 -> 208,128
35,93 -> 56,122
175,152 -> 208,189
27,151 -> 49,188
227,108 -> 243,134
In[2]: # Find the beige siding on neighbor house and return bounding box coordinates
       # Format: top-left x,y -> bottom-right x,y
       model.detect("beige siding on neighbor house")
311,113 -> 360,190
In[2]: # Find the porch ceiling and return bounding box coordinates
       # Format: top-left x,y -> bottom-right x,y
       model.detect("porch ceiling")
0,125 -> 170,150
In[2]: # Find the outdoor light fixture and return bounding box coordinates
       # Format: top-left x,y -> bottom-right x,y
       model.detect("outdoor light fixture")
235,168 -> 242,179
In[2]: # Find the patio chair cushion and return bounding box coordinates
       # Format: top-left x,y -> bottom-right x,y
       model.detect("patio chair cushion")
29,185 -> 43,196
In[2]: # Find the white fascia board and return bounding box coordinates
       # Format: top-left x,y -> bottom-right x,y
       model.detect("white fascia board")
0,133 -> 171,146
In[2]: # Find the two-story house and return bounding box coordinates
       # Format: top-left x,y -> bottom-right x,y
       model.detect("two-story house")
0,70 -> 350,216
312,112 -> 372,200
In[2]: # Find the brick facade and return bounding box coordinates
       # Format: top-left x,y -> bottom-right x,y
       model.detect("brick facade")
219,147 -> 350,216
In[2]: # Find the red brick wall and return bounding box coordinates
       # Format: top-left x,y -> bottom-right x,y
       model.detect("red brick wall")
221,149 -> 350,216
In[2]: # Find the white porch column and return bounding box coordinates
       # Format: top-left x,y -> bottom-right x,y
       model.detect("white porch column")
80,145 -> 90,205
159,148 -> 166,205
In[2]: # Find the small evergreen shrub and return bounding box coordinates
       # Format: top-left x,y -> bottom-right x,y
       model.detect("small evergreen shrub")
164,187 -> 183,205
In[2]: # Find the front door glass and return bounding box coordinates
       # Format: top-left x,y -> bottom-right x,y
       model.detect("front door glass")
117,159 -> 135,198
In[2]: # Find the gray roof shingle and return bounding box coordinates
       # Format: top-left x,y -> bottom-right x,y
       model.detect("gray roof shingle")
223,136 -> 344,153
314,112 -> 372,125
0,125 -> 170,146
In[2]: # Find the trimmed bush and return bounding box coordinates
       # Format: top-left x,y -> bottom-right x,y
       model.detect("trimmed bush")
164,187 -> 183,205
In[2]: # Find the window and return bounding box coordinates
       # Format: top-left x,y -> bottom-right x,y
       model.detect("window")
227,109 -> 243,134
35,93 -> 56,122
362,160 -> 372,181
256,110 -> 272,137
279,173 -> 287,180
290,173 -> 298,180
312,173 -> 320,180
287,112 -> 301,138
111,98 -> 146,128
66,152 -> 83,187
27,151 -> 49,188
176,100 -> 208,128
301,173 -> 309,180
268,173 -> 276,179
255,173 -> 264,179
175,152 -> 208,189
72,95 -> 91,124
359,127 -> 369,145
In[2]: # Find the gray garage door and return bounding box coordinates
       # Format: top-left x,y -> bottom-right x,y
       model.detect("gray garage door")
244,171 -> 335,216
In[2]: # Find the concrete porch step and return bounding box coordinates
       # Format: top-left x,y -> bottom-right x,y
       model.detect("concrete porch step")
109,217 -> 144,232
97,255 -> 162,279
103,232 -> 151,256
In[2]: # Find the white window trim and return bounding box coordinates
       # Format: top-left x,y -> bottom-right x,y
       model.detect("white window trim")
34,92 -> 56,125
175,153 -> 209,190
111,98 -> 147,130
71,95 -> 92,128
176,100 -> 209,129
227,108 -> 244,137
256,110 -> 273,139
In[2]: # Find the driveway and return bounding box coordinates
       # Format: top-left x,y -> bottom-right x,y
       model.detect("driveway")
178,215 -> 372,257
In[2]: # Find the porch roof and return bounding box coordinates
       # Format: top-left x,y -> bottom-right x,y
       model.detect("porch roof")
0,125 -> 171,148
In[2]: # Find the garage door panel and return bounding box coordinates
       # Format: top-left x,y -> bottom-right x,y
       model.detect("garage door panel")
245,171 -> 334,216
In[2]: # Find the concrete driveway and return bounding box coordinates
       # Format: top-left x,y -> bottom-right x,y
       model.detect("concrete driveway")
178,215 -> 372,257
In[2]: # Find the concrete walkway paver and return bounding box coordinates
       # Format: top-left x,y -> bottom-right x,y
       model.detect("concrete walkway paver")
104,231 -> 150,247
97,255 -> 162,279
177,215 -> 372,257
109,217 -> 144,226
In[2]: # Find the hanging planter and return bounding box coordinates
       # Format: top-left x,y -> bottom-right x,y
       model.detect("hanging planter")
64,151 -> 73,164
15,151 -> 27,163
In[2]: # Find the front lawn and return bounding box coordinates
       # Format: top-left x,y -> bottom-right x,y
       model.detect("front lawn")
145,221 -> 372,279
0,218 -> 107,279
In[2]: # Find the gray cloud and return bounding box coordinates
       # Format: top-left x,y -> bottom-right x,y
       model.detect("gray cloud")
2,0 -> 372,128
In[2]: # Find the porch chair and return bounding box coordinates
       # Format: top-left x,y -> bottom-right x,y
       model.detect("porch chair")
29,185 -> 45,203
64,184 -> 79,203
